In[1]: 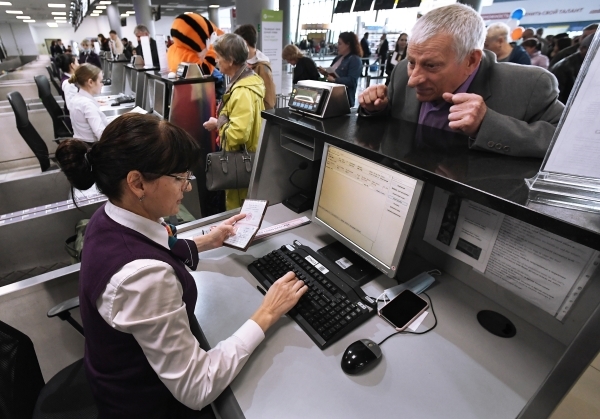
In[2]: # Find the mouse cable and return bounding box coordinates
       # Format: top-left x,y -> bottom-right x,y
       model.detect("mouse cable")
376,292 -> 437,346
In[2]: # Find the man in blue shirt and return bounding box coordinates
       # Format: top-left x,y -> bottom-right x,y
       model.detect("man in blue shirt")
485,22 -> 531,65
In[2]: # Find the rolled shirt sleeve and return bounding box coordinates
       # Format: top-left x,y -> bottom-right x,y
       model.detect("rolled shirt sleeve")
97,259 -> 265,410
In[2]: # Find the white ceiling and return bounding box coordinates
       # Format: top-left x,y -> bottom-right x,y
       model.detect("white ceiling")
0,0 -> 235,23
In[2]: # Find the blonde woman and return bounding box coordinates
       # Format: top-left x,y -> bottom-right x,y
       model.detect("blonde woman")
282,44 -> 320,85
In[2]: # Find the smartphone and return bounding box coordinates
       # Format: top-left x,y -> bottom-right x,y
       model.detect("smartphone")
378,290 -> 429,332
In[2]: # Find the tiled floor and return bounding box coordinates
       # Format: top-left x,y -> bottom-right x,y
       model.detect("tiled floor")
283,56 -> 600,419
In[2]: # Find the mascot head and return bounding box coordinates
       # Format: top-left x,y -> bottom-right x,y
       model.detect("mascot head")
167,13 -> 224,73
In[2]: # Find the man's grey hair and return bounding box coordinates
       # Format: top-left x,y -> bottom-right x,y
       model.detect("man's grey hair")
487,22 -> 511,43
134,24 -> 150,36
214,33 -> 249,66
410,3 -> 486,62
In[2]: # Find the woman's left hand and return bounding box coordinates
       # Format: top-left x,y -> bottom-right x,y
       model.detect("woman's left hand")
203,117 -> 218,131
193,213 -> 247,252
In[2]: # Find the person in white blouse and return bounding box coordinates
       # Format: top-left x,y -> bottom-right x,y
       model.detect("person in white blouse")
54,113 -> 307,417
67,63 -> 108,143
55,53 -> 79,112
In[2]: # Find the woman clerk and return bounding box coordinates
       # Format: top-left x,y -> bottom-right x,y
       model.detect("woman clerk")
55,113 -> 306,418
67,63 -> 107,143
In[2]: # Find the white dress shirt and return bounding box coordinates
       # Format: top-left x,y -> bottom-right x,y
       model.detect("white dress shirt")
61,76 -> 78,112
110,38 -> 124,54
69,89 -> 108,142
97,201 -> 265,410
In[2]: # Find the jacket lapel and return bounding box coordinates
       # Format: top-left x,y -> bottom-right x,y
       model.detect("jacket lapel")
468,50 -> 493,101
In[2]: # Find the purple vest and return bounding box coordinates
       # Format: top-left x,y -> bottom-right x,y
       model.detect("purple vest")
79,205 -> 203,419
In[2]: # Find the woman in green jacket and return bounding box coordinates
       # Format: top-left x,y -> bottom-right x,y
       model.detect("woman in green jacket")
204,33 -> 266,210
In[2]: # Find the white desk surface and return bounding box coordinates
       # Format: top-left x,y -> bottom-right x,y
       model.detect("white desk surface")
184,204 -> 565,419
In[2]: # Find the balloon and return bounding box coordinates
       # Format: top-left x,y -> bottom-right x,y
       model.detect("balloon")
511,27 -> 524,41
507,19 -> 519,30
510,8 -> 525,20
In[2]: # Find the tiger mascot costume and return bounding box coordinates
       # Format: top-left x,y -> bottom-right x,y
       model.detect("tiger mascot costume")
167,13 -> 224,73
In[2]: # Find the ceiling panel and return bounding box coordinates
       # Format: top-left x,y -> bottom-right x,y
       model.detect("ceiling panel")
0,0 -> 235,24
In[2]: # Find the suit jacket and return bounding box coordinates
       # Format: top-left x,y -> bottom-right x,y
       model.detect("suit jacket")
381,50 -> 564,158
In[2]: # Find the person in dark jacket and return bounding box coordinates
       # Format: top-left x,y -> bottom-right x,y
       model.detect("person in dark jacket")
282,44 -> 320,85
375,34 -> 389,76
79,39 -> 102,69
549,24 -> 596,68
134,24 -> 160,67
551,34 -> 592,104
360,32 -> 371,77
97,34 -> 111,52
318,32 -> 362,107
485,22 -> 531,65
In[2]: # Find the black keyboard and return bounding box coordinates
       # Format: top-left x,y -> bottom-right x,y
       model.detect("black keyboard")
248,243 -> 376,349
112,95 -> 134,105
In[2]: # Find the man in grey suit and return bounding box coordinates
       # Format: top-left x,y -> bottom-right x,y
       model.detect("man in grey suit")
358,3 -> 564,158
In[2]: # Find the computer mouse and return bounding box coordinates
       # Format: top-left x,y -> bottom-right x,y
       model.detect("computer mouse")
168,71 -> 176,79
341,339 -> 382,374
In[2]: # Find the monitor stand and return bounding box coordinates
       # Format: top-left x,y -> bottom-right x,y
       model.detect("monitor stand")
317,241 -> 381,287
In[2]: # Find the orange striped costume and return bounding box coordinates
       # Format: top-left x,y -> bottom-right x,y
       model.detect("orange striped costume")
167,13 -> 224,73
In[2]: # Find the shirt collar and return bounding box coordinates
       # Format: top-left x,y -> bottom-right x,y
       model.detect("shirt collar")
104,201 -> 169,249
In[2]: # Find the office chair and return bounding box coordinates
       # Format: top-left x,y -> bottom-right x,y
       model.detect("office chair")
6,91 -> 58,172
50,61 -> 60,79
34,75 -> 73,141
46,65 -> 64,97
0,308 -> 98,419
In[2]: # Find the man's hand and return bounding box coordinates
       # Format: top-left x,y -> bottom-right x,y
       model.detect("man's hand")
358,84 -> 389,113
443,92 -> 487,137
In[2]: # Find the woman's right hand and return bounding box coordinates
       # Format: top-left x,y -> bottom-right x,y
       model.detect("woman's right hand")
203,117 -> 218,131
251,272 -> 308,332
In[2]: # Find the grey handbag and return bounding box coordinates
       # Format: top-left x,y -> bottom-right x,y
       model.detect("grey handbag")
205,130 -> 255,191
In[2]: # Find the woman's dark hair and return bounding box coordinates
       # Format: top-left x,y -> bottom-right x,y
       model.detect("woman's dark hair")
98,34 -> 106,41
522,38 -> 540,50
395,33 -> 408,53
556,37 -> 572,51
55,53 -> 76,73
338,32 -> 362,57
234,24 -> 258,48
55,113 -> 201,201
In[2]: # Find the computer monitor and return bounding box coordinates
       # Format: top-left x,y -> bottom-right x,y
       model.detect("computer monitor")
334,0 -> 353,14
153,80 -> 166,119
312,144 -> 423,278
353,0 -> 373,12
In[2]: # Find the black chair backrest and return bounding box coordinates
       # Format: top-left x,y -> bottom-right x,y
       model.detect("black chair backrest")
46,65 -> 63,97
50,61 -> 59,79
0,320 -> 46,419
34,75 -> 72,139
7,91 -> 52,172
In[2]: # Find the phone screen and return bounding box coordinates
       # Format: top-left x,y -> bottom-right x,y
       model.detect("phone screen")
379,290 -> 428,329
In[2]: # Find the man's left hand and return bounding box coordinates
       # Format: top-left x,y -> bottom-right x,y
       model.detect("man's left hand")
443,92 -> 487,137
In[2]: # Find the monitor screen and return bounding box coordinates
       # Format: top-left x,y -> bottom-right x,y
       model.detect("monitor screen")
396,0 -> 421,9
154,80 -> 166,119
373,0 -> 396,10
312,144 -> 423,277
353,0 -> 373,12
334,0 -> 353,14
289,85 -> 327,114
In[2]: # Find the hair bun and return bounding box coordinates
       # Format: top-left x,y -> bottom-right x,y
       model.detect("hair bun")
55,139 -> 95,191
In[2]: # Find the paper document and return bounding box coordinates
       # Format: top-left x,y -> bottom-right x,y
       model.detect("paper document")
424,187 -> 599,318
223,200 -> 268,251
484,216 -> 597,316
424,188 -> 504,271
543,35 -> 600,177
